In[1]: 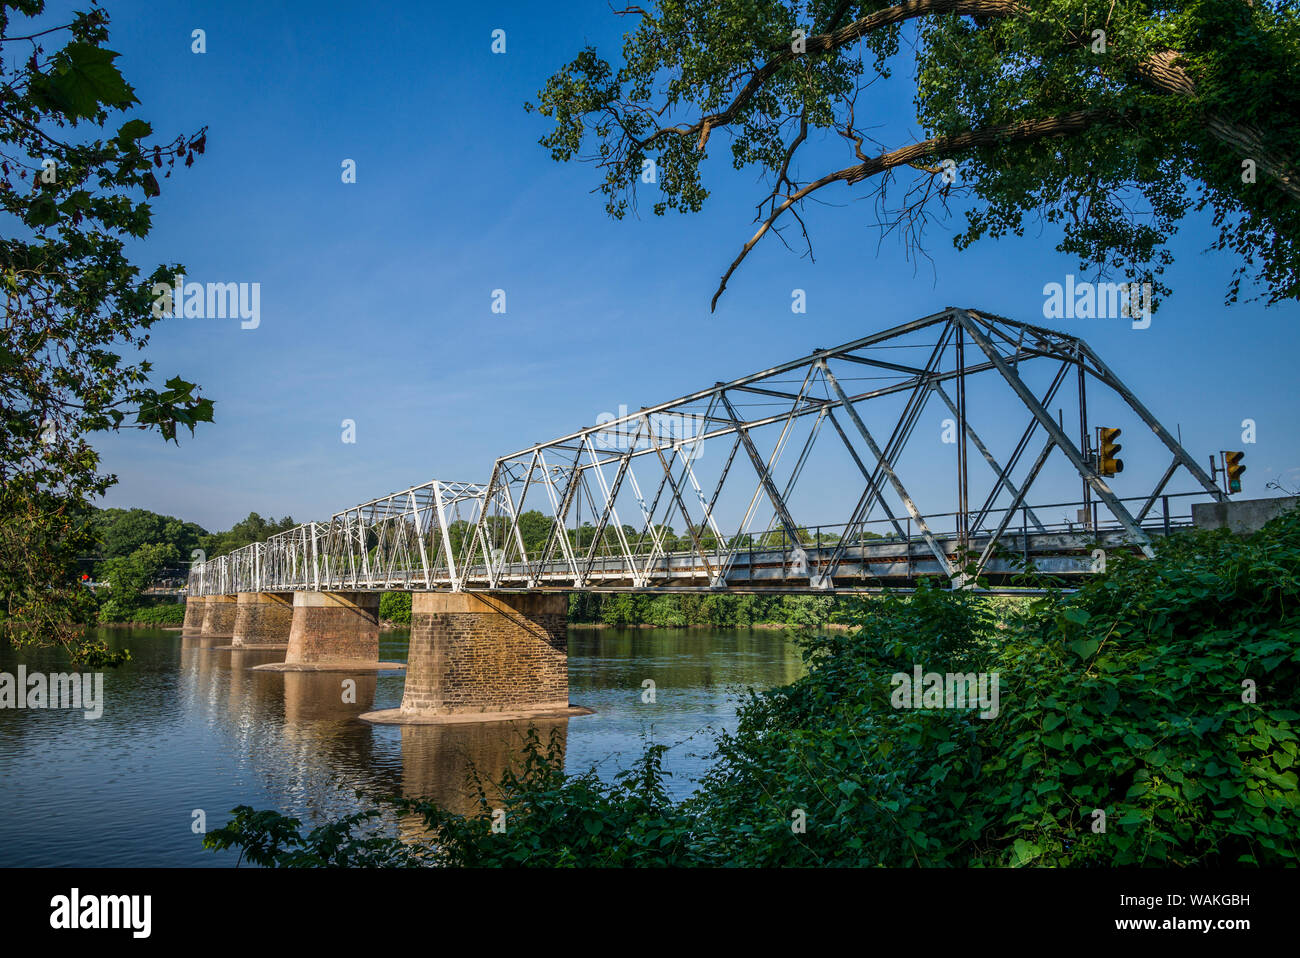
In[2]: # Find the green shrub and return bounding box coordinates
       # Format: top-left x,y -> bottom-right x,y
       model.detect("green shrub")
96,599 -> 184,624
695,513 -> 1300,866
379,591 -> 411,624
130,602 -> 185,624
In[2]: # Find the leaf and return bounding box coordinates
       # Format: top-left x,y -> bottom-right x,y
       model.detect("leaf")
116,118 -> 152,141
28,194 -> 59,227
1069,637 -> 1100,659
1012,838 -> 1041,865
42,43 -> 136,119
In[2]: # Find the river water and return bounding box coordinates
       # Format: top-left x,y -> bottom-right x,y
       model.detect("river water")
0,626 -> 805,866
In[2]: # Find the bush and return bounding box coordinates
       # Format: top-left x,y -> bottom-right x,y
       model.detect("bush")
130,602 -> 185,624
695,512 -> 1300,866
96,599 -> 185,624
379,591 -> 411,624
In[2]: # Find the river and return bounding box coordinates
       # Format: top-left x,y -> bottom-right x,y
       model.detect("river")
0,625 -> 806,866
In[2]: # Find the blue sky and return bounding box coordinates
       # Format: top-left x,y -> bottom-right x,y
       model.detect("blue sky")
76,0 -> 1299,533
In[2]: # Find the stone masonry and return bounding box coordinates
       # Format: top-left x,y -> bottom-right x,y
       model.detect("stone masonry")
232,592 -> 293,647
182,595 -> 207,632
401,592 -> 569,716
200,594 -> 238,637
284,591 -> 380,666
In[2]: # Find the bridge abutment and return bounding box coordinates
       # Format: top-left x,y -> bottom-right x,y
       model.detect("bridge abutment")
199,595 -> 238,638
363,592 -> 589,725
232,592 -> 293,647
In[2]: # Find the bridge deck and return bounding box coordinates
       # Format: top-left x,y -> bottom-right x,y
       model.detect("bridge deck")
192,523 -> 1189,595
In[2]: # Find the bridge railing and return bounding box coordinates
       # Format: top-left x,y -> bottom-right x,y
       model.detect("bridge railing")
184,488 -> 1203,595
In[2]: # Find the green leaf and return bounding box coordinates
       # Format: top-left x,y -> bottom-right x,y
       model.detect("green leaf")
1012,838 -> 1041,865
117,118 -> 152,141
42,43 -> 137,119
1069,638 -> 1100,659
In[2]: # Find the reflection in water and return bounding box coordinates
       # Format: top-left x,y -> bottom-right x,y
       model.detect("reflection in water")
398,719 -> 570,837
0,625 -> 805,865
283,672 -> 377,723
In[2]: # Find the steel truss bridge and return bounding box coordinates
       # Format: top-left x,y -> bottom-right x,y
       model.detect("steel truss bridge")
188,307 -> 1225,597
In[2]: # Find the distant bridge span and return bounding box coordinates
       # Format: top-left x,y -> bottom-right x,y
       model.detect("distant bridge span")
188,307 -> 1225,598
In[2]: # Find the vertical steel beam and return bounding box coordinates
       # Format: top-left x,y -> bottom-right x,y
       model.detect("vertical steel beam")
1073,337 -> 1225,502
956,310 -> 1155,558
930,381 -> 1046,532
819,359 -> 956,578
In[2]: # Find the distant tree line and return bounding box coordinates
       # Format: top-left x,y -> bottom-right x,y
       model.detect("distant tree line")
56,507 -> 298,625
376,589 -> 839,629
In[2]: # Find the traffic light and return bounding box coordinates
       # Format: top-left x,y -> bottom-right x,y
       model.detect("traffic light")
1224,451 -> 1246,494
1097,427 -> 1123,477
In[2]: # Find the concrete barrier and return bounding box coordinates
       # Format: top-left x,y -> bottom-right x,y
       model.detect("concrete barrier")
1192,496 -> 1298,535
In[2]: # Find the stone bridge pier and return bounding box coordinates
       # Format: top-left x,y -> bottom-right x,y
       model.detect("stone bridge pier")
251,592 -> 403,673
182,595 -> 208,633
362,592 -> 590,725
231,592 -> 293,648
199,594 -> 238,639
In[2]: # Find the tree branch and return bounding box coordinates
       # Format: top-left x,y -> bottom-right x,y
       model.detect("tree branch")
645,0 -> 1026,152
711,108 -> 1113,310
1133,50 -> 1300,202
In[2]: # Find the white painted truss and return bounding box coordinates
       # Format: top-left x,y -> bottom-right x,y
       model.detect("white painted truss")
188,308 -> 1225,596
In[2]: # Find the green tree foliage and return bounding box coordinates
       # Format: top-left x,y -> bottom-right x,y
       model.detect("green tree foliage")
199,512 -> 296,558
91,506 -> 206,562
98,541 -> 179,622
528,1 -> 1299,309
568,591 -> 839,627
0,2 -> 210,658
208,508 -> 1300,866
120,601 -> 183,625
515,509 -> 553,554
379,591 -> 411,624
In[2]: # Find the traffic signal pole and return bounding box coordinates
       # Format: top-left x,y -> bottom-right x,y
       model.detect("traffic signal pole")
1075,339 -> 1226,503
1078,354 -> 1092,528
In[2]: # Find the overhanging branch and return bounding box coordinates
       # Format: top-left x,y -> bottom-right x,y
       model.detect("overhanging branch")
711,108 -> 1114,310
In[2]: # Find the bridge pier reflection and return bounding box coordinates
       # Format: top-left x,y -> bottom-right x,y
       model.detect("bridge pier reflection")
282,671 -> 377,723
397,717 -> 571,839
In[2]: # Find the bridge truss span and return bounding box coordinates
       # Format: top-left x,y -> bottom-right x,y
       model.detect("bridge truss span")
188,307 -> 1225,597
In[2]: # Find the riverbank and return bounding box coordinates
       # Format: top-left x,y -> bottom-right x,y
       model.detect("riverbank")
376,617 -> 850,632
95,622 -> 183,631
568,620 -> 851,631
